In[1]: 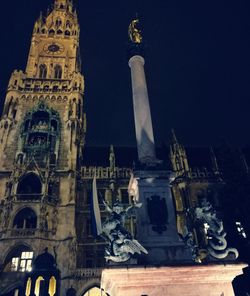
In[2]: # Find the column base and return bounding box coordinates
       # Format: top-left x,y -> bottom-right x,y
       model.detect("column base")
101,264 -> 247,296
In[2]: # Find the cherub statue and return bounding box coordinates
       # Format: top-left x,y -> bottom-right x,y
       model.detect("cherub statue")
102,199 -> 148,263
128,19 -> 143,44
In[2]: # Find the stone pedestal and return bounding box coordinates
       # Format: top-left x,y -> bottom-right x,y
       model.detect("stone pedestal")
129,169 -> 192,264
101,264 -> 247,296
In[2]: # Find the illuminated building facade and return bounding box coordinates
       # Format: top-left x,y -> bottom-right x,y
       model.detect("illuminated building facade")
0,0 -> 249,295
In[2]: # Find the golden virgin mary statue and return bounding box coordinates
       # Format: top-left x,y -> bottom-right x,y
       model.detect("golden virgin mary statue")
128,19 -> 143,44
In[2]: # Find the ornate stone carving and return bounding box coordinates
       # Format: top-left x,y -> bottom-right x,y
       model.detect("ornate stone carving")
194,199 -> 239,260
2,200 -> 13,230
40,204 -> 48,232
102,200 -> 148,263
51,207 -> 58,234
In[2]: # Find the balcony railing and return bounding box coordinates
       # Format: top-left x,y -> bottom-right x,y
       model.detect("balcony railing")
81,166 -> 131,179
0,228 -> 51,239
13,194 -> 58,204
15,194 -> 42,201
11,228 -> 36,237
72,268 -> 102,279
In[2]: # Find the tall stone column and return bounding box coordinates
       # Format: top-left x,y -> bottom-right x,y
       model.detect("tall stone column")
127,20 -> 192,265
129,55 -> 156,164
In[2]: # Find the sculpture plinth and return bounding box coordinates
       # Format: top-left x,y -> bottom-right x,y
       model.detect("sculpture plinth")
128,168 -> 193,265
101,264 -> 247,296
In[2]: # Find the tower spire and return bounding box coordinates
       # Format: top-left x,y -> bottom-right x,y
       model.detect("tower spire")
171,129 -> 178,144
54,0 -> 73,11
209,146 -> 220,174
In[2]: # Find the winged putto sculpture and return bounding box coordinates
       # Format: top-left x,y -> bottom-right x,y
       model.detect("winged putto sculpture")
102,200 -> 148,263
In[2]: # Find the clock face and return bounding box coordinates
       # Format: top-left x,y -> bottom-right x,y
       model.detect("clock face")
48,44 -> 60,52
43,43 -> 64,54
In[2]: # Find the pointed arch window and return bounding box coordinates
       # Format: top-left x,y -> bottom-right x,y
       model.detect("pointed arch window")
49,29 -> 55,36
66,20 -> 72,28
54,65 -> 62,79
13,208 -> 37,229
49,277 -> 57,296
39,64 -> 47,79
35,276 -> 45,296
55,18 -> 62,27
17,174 -> 42,200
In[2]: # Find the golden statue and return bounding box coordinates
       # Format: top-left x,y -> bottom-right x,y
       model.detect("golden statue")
128,19 -> 142,44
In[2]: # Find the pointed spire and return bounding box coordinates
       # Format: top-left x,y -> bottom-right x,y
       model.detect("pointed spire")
209,146 -> 220,174
109,145 -> 117,206
109,145 -> 116,177
171,129 -> 178,144
54,0 -> 73,12
238,148 -> 249,173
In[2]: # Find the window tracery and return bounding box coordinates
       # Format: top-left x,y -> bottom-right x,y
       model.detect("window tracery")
3,246 -> 34,273
13,208 -> 37,229
54,65 -> 62,79
39,64 -> 47,79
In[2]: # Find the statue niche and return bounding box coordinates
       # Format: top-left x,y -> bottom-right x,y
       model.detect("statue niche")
20,103 -> 60,165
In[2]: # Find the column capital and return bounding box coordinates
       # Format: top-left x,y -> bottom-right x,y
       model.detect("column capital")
129,55 -> 145,68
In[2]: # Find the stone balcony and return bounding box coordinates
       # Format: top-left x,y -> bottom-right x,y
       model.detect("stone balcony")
72,268 -> 103,279
0,228 -> 51,239
81,166 -> 131,180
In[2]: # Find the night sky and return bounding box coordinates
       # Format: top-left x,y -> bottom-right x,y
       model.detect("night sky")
1,0 -> 250,147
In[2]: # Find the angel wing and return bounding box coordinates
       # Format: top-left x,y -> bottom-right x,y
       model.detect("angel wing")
121,239 -> 148,255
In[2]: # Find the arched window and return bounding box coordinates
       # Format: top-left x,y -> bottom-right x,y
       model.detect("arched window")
54,65 -> 62,79
49,276 -> 57,296
13,208 -> 37,229
66,20 -> 71,28
83,287 -> 107,296
55,18 -> 62,27
49,29 -> 55,36
35,276 -> 45,296
24,249 -> 59,296
65,30 -> 71,36
3,245 -> 33,273
39,64 -> 47,79
17,174 -> 42,200
66,287 -> 76,296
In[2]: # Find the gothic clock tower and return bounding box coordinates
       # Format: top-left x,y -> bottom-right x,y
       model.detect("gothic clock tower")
0,0 -> 85,293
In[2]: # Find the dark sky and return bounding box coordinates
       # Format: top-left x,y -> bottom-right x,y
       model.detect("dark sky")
1,0 -> 250,147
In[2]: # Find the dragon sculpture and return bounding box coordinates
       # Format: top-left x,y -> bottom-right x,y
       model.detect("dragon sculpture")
194,199 -> 239,260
